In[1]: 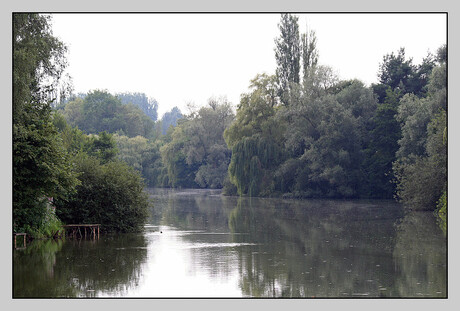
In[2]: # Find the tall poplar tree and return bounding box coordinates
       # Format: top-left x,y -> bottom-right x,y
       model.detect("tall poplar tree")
301,25 -> 318,84
274,14 -> 301,105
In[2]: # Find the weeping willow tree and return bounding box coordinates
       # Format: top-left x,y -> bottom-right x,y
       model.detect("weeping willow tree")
160,126 -> 199,188
224,74 -> 286,196
228,135 -> 283,196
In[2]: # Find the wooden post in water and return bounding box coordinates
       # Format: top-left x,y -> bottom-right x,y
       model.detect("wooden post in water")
14,233 -> 27,249
63,224 -> 101,240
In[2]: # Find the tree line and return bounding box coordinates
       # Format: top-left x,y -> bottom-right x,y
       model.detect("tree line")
223,14 -> 446,212
13,14 -> 447,237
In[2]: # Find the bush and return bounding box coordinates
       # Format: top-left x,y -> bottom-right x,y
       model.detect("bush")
21,200 -> 65,239
222,175 -> 238,196
393,111 -> 446,211
436,190 -> 446,235
55,155 -> 150,233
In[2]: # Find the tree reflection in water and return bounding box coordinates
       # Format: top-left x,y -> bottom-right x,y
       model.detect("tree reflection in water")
393,211 -> 446,297
14,189 -> 447,298
14,234 -> 148,297
228,197 -> 445,298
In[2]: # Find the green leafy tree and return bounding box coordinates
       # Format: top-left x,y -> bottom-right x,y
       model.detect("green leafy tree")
435,44 -> 447,64
393,111 -> 446,210
140,140 -> 167,187
364,47 -> 440,199
80,90 -> 123,133
55,155 -> 150,233
224,74 -> 280,148
373,47 -> 435,102
62,90 -> 157,138
113,134 -> 164,187
278,79 -> 371,198
53,112 -> 118,163
114,134 -> 150,172
281,67 -> 340,159
363,88 -> 402,198
160,99 -> 234,189
394,78 -> 446,162
225,74 -> 285,196
85,132 -> 118,164
374,48 -> 415,101
51,115 -> 151,231
60,97 -> 84,127
117,92 -> 159,121
13,13 -> 79,233
393,50 -> 447,211
302,65 -> 340,99
183,98 -> 234,188
160,126 -> 199,188
436,190 -> 446,235
160,106 -> 183,135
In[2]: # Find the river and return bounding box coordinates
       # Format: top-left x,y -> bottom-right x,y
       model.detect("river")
13,188 -> 447,298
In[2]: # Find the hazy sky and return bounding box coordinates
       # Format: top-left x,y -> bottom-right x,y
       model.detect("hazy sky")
50,13 -> 446,118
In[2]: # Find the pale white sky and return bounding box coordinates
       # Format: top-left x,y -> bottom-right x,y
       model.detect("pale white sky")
50,13 -> 446,118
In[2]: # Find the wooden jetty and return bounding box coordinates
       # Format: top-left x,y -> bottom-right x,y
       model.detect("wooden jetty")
14,233 -> 27,249
63,224 -> 100,239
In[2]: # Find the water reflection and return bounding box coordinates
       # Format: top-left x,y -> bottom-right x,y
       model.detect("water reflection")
14,234 -> 148,297
124,225 -> 244,297
13,189 -> 446,298
228,197 -> 406,297
393,212 -> 447,297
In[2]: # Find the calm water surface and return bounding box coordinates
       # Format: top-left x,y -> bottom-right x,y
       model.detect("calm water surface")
13,188 -> 447,298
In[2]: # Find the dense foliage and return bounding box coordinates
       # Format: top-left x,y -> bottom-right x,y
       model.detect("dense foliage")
161,98 -> 234,188
13,14 -> 79,234
224,74 -> 284,196
366,47 -> 438,198
117,92 -> 159,122
392,47 -> 446,214
51,115 -> 150,233
223,14 -> 446,211
13,14 -> 150,236
61,90 -> 159,139
113,134 -> 164,187
54,154 -> 150,233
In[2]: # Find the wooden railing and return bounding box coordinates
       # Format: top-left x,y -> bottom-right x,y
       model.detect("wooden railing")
63,224 -> 101,239
14,233 -> 27,249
